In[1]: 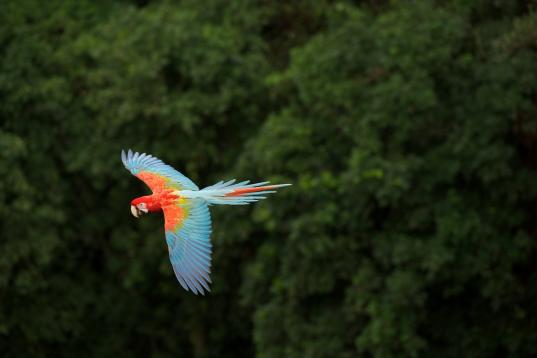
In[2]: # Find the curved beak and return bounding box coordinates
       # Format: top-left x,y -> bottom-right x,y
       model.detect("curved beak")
131,205 -> 140,218
131,205 -> 148,218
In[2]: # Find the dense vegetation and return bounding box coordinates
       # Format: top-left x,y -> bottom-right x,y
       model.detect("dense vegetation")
1,0 -> 537,356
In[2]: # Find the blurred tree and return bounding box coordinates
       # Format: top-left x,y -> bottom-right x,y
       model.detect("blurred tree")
1,0 -> 271,356
236,1 -> 537,357
1,0 -> 537,357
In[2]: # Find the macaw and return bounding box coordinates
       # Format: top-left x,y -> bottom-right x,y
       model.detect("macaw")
121,149 -> 290,295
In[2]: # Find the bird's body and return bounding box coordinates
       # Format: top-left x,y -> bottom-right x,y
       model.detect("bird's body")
121,149 -> 290,295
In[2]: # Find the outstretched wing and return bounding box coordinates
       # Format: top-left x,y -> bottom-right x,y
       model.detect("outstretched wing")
164,199 -> 212,295
122,149 -> 211,294
121,149 -> 198,193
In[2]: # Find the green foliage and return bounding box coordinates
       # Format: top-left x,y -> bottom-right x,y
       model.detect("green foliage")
1,0 -> 537,357
239,2 -> 537,357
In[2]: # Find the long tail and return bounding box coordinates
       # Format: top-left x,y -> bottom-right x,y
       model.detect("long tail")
192,180 -> 291,205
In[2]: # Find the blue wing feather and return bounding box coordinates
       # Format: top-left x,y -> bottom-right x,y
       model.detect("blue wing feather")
121,149 -> 199,190
165,199 -> 212,295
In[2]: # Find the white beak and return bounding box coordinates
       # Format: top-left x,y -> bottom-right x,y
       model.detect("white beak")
131,205 -> 148,218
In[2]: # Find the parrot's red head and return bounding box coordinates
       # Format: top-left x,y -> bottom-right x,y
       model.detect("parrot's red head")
130,195 -> 160,218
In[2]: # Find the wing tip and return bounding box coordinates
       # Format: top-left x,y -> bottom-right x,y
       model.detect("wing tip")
121,149 -> 129,165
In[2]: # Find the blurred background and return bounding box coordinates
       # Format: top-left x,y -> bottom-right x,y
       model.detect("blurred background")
1,0 -> 537,356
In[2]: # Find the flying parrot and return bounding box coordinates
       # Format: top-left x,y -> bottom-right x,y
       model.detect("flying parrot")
121,149 -> 291,295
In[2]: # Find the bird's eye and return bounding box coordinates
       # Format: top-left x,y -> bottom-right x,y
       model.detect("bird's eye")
138,203 -> 146,209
